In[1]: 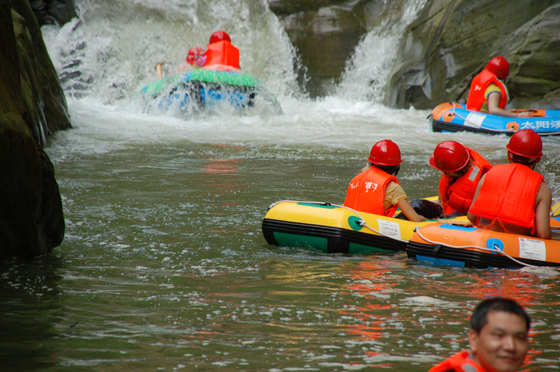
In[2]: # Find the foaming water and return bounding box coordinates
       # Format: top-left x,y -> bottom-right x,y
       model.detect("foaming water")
337,0 -> 429,102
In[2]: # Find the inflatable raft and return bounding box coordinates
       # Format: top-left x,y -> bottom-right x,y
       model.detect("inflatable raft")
407,222 -> 560,268
431,102 -> 560,136
261,201 -> 467,255
137,68 -> 281,114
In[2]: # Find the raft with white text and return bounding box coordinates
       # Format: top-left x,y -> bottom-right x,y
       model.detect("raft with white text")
261,201 -> 467,255
407,222 -> 560,268
431,102 -> 560,136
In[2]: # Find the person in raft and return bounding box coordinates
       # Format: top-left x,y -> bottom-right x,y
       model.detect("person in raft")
467,129 -> 552,239
178,46 -> 206,72
466,56 -> 530,118
428,297 -> 530,372
429,141 -> 492,218
202,30 -> 241,71
343,140 -> 442,222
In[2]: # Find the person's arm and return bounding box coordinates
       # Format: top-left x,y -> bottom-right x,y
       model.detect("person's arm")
487,93 -> 530,117
397,199 -> 428,222
534,183 -> 552,239
467,175 -> 485,225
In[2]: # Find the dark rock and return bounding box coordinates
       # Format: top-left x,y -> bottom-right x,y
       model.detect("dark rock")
0,0 -> 67,260
31,0 -> 77,26
281,6 -> 367,97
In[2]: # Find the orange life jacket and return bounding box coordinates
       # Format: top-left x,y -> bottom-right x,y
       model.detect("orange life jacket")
203,40 -> 240,71
343,166 -> 400,217
466,69 -> 509,111
428,351 -> 487,372
469,163 -> 543,230
439,148 -> 492,215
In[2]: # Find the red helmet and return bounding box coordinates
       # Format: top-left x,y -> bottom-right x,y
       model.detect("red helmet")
429,141 -> 470,173
506,129 -> 542,158
485,56 -> 509,78
186,47 -> 205,65
209,31 -> 231,44
368,140 -> 402,166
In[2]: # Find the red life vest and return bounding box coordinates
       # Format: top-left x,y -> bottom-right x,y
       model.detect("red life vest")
466,69 -> 509,111
343,166 -> 400,217
439,148 -> 492,215
203,40 -> 240,71
428,351 -> 487,372
469,163 -> 543,229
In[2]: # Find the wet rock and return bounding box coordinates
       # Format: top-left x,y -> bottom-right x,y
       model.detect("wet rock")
0,0 -> 67,260
31,0 -> 78,26
383,0 -> 560,109
269,0 -> 560,108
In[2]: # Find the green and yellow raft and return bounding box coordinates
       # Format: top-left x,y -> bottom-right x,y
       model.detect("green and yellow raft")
261,201 -> 468,255
137,69 -> 281,113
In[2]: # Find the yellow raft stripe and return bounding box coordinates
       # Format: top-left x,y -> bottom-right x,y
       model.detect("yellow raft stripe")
264,201 -> 468,242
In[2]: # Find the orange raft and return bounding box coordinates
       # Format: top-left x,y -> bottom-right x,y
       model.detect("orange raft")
407,222 -> 560,269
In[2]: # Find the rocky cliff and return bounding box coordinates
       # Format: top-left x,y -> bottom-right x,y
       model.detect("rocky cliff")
0,0 -> 69,260
269,0 -> 560,108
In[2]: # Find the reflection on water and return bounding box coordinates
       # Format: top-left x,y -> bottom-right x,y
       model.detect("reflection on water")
2,125 -> 560,371
0,256 -> 64,371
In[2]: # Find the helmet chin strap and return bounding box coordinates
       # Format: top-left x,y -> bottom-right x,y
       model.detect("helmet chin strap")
392,164 -> 401,177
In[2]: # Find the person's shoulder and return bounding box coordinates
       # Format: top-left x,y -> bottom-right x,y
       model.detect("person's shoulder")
485,83 -> 501,95
386,181 -> 403,191
537,181 -> 552,198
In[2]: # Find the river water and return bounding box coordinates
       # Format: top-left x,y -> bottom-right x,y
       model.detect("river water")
2,0 -> 560,371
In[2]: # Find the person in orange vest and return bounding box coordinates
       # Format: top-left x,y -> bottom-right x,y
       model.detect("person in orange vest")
178,46 -> 206,72
429,141 -> 492,217
467,129 -> 552,239
344,140 -> 442,221
203,30 -> 240,71
429,297 -> 530,372
466,56 -> 529,118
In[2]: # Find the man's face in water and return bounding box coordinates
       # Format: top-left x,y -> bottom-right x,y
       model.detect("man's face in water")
469,310 -> 529,372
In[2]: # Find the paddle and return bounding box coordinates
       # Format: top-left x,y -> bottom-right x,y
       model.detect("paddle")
154,62 -> 164,79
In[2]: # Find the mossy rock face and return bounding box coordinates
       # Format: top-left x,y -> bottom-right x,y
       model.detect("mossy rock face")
383,0 -> 560,109
269,0 -> 560,107
0,1 -> 66,260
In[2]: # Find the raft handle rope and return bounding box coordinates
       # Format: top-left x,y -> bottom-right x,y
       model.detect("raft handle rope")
413,227 -> 539,268
448,103 -> 491,130
268,200 -> 407,243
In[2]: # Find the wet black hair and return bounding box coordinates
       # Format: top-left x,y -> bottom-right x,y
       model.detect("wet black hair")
511,153 -> 539,167
470,297 -> 531,334
373,164 -> 400,177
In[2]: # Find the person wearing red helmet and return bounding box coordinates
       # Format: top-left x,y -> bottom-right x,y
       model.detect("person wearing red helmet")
429,141 -> 492,217
467,129 -> 552,239
203,30 -> 240,71
178,46 -> 207,72
209,30 -> 231,44
344,140 -> 441,222
466,56 -> 530,118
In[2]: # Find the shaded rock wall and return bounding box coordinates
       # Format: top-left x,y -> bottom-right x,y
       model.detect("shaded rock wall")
0,0 -> 67,260
269,0 -> 413,97
31,0 -> 77,27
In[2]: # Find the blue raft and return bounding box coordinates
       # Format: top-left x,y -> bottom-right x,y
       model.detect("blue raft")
431,102 -> 560,136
